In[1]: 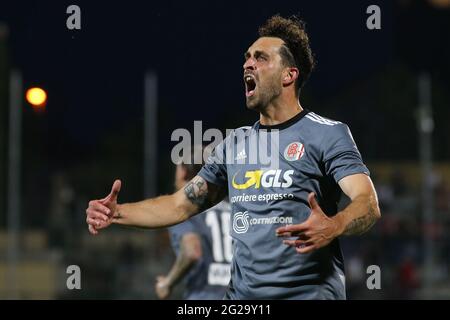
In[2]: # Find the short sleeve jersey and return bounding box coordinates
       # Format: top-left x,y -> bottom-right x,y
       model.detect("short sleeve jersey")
198,109 -> 369,299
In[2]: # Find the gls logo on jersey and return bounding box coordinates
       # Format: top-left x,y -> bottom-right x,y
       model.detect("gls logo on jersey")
231,169 -> 294,190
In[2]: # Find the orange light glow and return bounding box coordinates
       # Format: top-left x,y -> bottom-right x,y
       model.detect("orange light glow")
26,87 -> 47,107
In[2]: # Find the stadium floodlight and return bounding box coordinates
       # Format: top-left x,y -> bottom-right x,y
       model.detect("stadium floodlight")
25,87 -> 47,109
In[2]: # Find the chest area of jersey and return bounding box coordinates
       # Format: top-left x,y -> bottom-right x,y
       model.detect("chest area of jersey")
226,132 -> 314,196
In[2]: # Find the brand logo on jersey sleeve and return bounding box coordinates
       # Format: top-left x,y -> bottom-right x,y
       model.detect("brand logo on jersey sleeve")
284,142 -> 305,161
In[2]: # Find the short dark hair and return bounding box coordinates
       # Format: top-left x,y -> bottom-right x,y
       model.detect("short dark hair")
259,14 -> 315,94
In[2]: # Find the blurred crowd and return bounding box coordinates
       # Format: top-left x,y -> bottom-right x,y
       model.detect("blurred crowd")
343,166 -> 450,299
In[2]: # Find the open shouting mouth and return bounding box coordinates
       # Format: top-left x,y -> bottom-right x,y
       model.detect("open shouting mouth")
244,74 -> 256,97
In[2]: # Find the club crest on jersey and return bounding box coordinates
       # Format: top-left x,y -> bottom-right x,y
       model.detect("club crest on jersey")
284,142 -> 305,161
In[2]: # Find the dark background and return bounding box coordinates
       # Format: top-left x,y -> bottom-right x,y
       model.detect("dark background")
0,0 -> 449,299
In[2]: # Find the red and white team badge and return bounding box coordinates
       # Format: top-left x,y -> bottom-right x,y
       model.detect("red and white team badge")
284,142 -> 305,161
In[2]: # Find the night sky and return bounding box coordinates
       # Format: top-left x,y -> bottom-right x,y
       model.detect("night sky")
0,1 -> 394,160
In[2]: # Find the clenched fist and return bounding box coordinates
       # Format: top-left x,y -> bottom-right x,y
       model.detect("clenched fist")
86,179 -> 121,235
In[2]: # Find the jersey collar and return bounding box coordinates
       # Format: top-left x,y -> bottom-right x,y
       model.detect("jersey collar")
257,108 -> 310,131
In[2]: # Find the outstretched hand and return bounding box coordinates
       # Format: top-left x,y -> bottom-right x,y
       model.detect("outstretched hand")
86,179 -> 121,235
276,192 -> 342,254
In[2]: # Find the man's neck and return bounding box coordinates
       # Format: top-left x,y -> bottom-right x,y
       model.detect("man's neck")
259,96 -> 303,126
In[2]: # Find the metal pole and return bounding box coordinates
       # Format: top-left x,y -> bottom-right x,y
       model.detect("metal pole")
7,70 -> 22,299
144,72 -> 158,198
418,72 -> 434,296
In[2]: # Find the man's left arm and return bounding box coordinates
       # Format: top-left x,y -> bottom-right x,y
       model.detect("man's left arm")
276,173 -> 381,254
334,173 -> 381,236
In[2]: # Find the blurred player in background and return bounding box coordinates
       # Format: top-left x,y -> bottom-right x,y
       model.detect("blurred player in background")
155,147 -> 231,299
86,15 -> 381,299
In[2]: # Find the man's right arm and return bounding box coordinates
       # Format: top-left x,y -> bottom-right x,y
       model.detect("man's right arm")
86,176 -> 225,233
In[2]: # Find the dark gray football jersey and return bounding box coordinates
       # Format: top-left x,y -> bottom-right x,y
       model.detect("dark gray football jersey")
169,200 -> 232,299
198,109 -> 370,300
